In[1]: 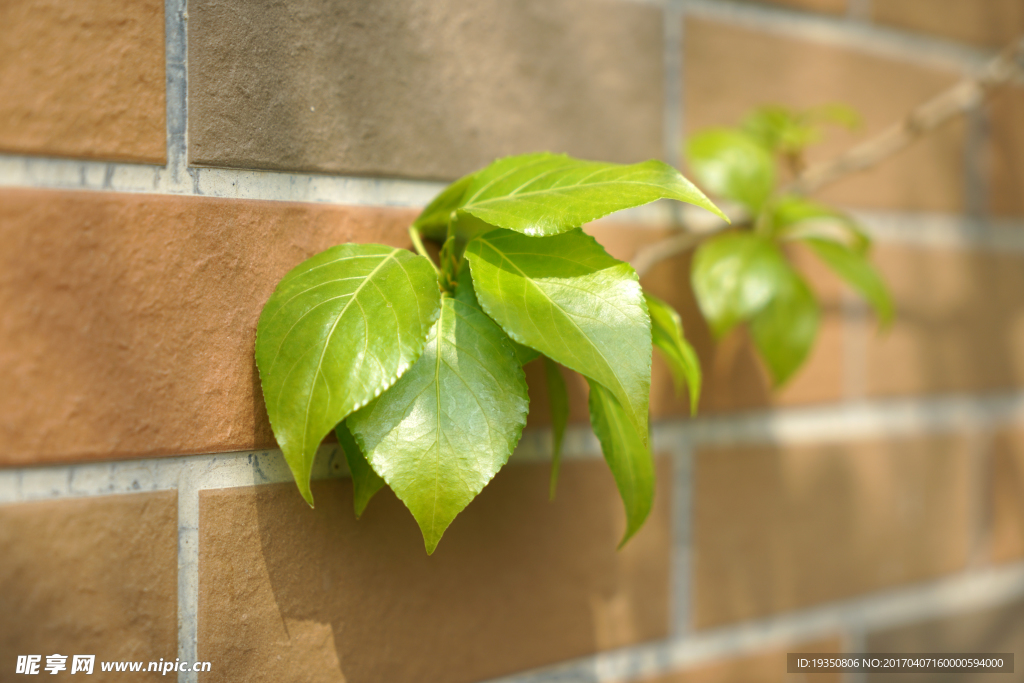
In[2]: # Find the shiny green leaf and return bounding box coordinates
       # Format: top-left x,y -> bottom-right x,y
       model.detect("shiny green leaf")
458,152 -> 726,236
347,296 -> 529,554
455,262 -> 539,364
336,420 -> 384,518
411,172 -> 476,241
544,357 -> 570,500
686,129 -> 775,213
802,237 -> 894,326
465,228 -> 652,444
749,268 -> 820,386
644,293 -> 702,414
692,233 -> 791,338
772,195 -> 870,253
255,244 -> 441,506
587,379 -> 654,547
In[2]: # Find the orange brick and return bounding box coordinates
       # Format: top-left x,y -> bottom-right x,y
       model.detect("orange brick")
992,429 -> 1024,563
198,459 -> 671,683
693,436 -> 971,628
0,189 -> 416,466
0,0 -> 166,163
989,87 -> 1024,217
640,639 -> 844,683
685,19 -> 966,212
872,0 -> 1024,47
0,492 -> 178,676
864,244 -> 1024,398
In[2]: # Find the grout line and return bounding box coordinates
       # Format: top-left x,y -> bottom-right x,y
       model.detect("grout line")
964,101 -> 992,219
678,0 -> 992,74
176,464 -> 199,683
670,440 -> 694,638
165,0 -> 189,191
841,291 -> 868,401
842,628 -> 868,683
487,560 -> 1024,683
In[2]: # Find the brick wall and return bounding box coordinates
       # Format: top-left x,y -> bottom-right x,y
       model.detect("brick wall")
1,1 -> 1023,682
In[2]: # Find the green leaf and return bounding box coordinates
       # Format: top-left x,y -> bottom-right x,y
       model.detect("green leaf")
455,262 -> 539,364
544,357 -> 570,500
587,379 -> 654,547
802,237 -> 894,327
743,105 -> 818,154
771,195 -> 869,253
411,172 -> 476,241
686,129 -> 775,213
336,420 -> 384,518
692,233 -> 791,338
255,244 -> 441,506
458,152 -> 726,237
465,228 -> 652,445
644,293 -> 702,415
347,296 -> 529,554
749,269 -> 820,386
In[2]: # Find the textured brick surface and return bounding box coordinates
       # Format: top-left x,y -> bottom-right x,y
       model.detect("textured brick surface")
189,0 -> 663,179
198,459 -> 671,683
0,0 -> 166,163
639,639 -> 843,683
0,492 -> 178,679
693,436 -> 971,628
685,19 -> 965,212
992,429 -> 1024,563
0,189 -> 416,466
866,600 -> 1024,682
864,244 -> 1024,398
872,0 -> 1024,47
989,88 -> 1024,216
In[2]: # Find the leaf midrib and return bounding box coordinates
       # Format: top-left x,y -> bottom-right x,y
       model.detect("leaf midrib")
463,178 -> 677,211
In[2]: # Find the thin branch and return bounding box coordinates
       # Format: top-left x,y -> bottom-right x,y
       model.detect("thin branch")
631,36 -> 1024,279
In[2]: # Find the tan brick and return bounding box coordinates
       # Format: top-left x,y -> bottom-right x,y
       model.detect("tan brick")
866,599 -> 1024,683
685,19 -> 966,212
748,0 -> 847,13
864,244 -> 1024,398
189,0 -> 663,179
0,492 -> 178,678
872,0 -> 1024,47
0,189 -> 416,466
693,436 -> 971,628
992,429 -> 1024,563
989,87 -> 1024,217
198,459 -> 672,683
639,639 -> 844,683
0,0 -> 166,163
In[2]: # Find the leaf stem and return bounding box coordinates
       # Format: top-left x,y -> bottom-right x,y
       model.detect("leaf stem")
409,226 -> 440,275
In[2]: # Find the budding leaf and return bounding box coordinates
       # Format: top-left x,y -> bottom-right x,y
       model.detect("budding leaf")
587,379 -> 654,548
465,228 -> 652,445
686,129 -> 775,214
457,152 -> 726,236
347,297 -> 529,554
255,244 -> 441,506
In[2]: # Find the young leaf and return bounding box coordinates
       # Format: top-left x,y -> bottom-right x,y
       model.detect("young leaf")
458,152 -> 726,237
692,233 -> 791,338
335,420 -> 384,518
802,237 -> 894,326
771,195 -> 869,253
347,297 -> 529,554
749,268 -> 820,386
644,293 -> 702,414
587,379 -> 655,547
411,172 -> 476,241
455,263 -> 539,364
465,228 -> 652,445
255,244 -> 441,506
686,129 -> 775,214
544,357 -> 570,500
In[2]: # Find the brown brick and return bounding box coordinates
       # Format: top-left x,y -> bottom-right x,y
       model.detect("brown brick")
872,0 -> 1024,47
864,244 -> 1024,399
639,638 -> 844,683
0,189 -> 416,466
989,87 -> 1024,217
747,0 -> 847,14
198,459 -> 672,683
0,492 -> 178,678
693,436 -> 971,628
189,0 -> 663,179
866,599 -> 1024,683
685,19 -> 966,212
992,429 -> 1024,563
0,0 -> 166,164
